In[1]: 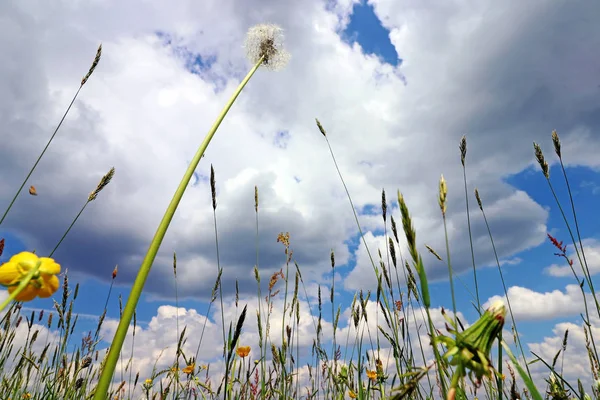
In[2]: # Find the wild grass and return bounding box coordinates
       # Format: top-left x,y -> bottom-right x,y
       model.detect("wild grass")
0,25 -> 598,400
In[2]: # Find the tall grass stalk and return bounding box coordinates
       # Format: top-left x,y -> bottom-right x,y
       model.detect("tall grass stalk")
398,191 -> 448,399
460,136 -> 481,312
92,23 -> 289,399
550,131 -> 599,314
0,44 -> 102,226
533,141 -> 600,316
253,185 -> 267,398
49,167 -> 115,257
474,188 -> 530,381
438,175 -> 457,330
210,165 -> 227,358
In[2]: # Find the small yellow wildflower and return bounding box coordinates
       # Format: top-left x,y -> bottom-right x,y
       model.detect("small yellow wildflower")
144,378 -> 152,385
0,252 -> 60,301
348,390 -> 357,398
22,394 -> 32,399
182,363 -> 195,374
170,367 -> 178,373
366,369 -> 377,381
236,346 -> 251,358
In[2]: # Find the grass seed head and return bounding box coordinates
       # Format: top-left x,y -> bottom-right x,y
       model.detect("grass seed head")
460,136 -> 467,166
474,188 -> 483,211
81,44 -> 102,86
552,129 -> 561,158
438,174 -> 447,216
315,118 -> 327,137
254,185 -> 258,212
381,189 -> 387,222
88,167 -> 115,202
210,164 -> 216,210
533,142 -> 550,178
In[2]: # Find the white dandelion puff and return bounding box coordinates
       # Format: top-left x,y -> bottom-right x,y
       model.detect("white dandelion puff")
244,23 -> 290,71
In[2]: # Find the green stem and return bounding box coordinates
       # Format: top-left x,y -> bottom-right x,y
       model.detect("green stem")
0,86 -> 83,226
462,165 -> 481,312
49,200 -> 90,257
92,57 -> 263,400
442,214 -> 457,330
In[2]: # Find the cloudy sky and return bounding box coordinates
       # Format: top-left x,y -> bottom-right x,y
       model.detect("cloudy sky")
1,0 -> 600,396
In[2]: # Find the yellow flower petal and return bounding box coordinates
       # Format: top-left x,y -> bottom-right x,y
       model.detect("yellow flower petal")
236,346 -> 251,358
37,275 -> 59,298
39,257 -> 60,275
0,263 -> 21,286
9,285 -> 37,302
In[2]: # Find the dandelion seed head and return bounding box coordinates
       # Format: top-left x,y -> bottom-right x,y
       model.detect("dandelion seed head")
244,24 -> 290,71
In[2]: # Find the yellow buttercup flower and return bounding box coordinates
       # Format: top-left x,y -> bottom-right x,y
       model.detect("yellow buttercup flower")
144,378 -> 152,385
182,363 -> 195,374
0,252 -> 61,301
348,390 -> 357,398
366,369 -> 377,381
236,346 -> 251,358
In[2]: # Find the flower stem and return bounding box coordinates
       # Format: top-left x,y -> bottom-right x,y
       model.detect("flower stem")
92,56 -> 264,400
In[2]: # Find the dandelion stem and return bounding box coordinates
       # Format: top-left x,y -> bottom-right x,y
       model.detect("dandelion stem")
92,56 -> 264,400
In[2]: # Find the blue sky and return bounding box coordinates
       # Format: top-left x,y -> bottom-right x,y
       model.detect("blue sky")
2,0 -> 600,393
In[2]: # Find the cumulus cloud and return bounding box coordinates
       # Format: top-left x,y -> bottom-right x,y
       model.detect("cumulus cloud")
527,314 -> 600,393
6,0 -> 599,301
484,284 -> 592,321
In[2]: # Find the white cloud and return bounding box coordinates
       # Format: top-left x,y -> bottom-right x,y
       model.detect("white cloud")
484,284 -> 590,321
3,0 -> 589,299
527,315 -> 600,394
2,0 -> 600,395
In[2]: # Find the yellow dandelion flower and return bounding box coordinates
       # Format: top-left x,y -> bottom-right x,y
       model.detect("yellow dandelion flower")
236,346 -> 251,358
0,252 -> 61,301
182,363 -> 195,374
144,378 -> 152,385
348,390 -> 357,398
366,369 -> 377,381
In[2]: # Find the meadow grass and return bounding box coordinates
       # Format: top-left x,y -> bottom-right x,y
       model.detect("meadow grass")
0,25 -> 598,400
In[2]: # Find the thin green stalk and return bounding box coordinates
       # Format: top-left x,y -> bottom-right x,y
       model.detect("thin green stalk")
552,131 -> 599,315
545,179 -> 600,314
501,340 -> 542,400
475,188 -> 531,379
0,45 -> 102,226
0,84 -> 79,227
210,165 -> 226,358
315,119 -> 378,278
439,175 -> 457,328
534,142 -> 600,316
173,252 -> 181,395
557,163 -> 599,313
442,217 -> 457,329
49,201 -> 89,258
253,186 -> 267,399
92,56 -> 264,400
497,333 -> 503,400
460,136 -> 481,312
49,167 -> 115,257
